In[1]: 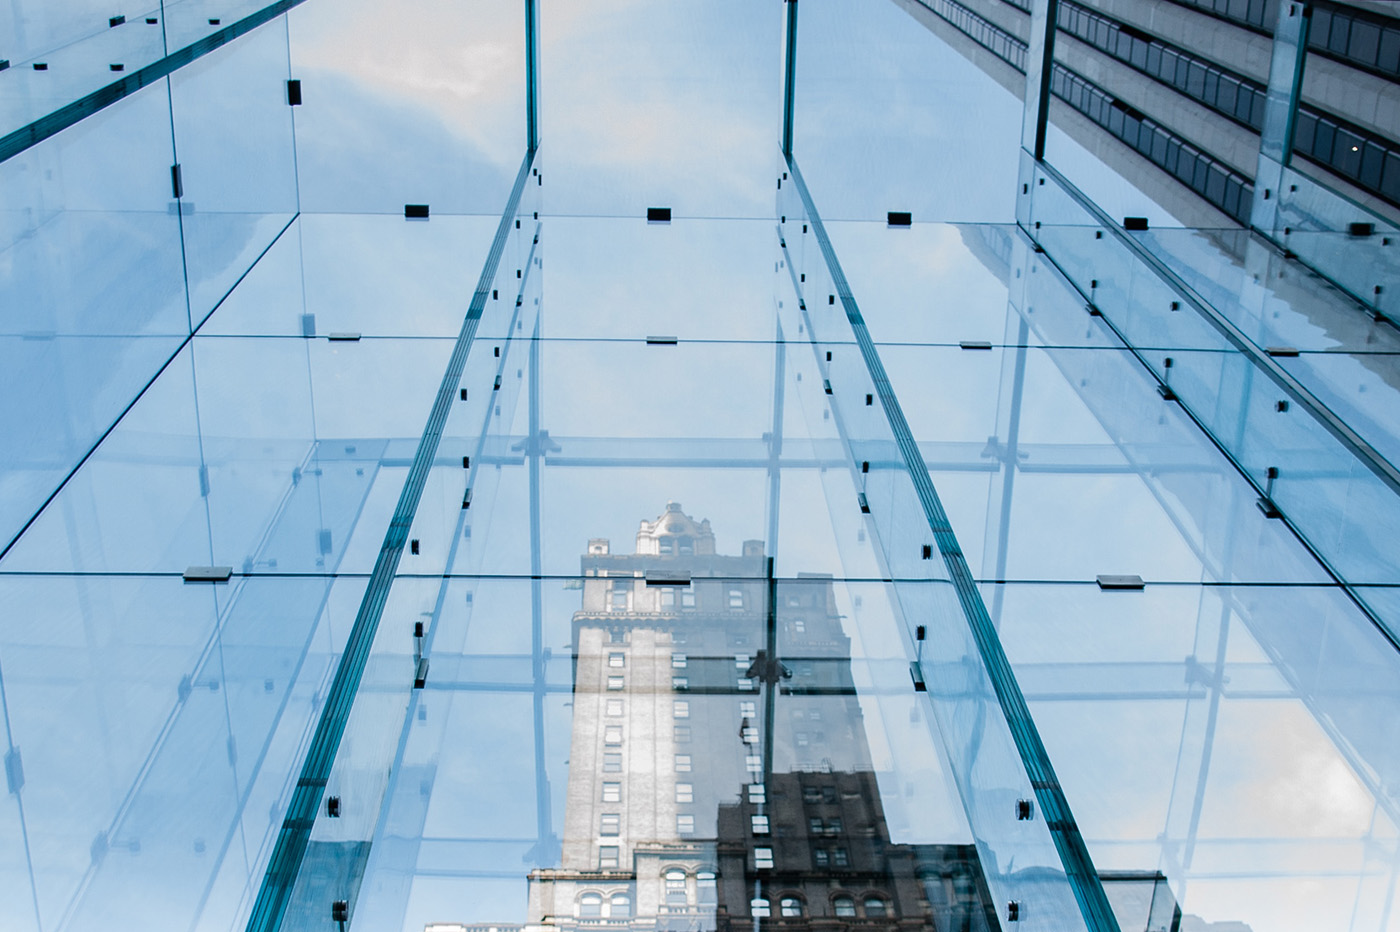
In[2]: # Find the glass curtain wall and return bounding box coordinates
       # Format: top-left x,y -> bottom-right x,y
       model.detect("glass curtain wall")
2,2 -> 1400,932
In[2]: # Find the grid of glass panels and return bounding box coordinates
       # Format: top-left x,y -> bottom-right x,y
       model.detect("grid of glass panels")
3,2 -> 1400,932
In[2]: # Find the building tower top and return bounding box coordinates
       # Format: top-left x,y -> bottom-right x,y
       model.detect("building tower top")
635,501 -> 716,556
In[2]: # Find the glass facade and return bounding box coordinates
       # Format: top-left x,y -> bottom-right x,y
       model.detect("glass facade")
2,2 -> 1400,932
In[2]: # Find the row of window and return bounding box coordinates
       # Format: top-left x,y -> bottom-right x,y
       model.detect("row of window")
1058,0 -> 1400,208
1050,64 -> 1255,223
601,781 -> 694,804
921,0 -> 1254,222
606,581 -> 754,613
750,895 -> 889,918
752,845 -> 851,870
1308,3 -> 1400,80
577,893 -> 631,918
1293,108 -> 1400,206
1173,0 -> 1400,82
614,752 -> 761,774
1058,1 -> 1267,131
1161,0 -> 1274,33
919,0 -> 1028,70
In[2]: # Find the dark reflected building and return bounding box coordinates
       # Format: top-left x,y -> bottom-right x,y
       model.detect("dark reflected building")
514,504 -> 993,932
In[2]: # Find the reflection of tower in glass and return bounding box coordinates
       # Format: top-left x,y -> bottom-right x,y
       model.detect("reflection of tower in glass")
519,504 -> 994,932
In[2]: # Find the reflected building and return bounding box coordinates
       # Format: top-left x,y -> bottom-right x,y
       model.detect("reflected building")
514,504 -> 993,932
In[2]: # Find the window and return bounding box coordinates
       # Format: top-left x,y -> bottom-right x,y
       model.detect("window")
599,846 -> 619,869
747,783 -> 765,803
681,589 -> 695,609
610,578 -> 630,611
833,847 -> 849,867
735,654 -> 751,670
738,678 -> 755,691
671,652 -> 687,668
665,869 -> 688,907
660,588 -> 676,608
603,753 -> 622,773
604,725 -> 622,745
672,676 -> 688,690
803,785 -> 821,803
659,537 -> 673,554
610,893 -> 631,917
750,899 -> 771,918
792,619 -> 805,634
828,817 -> 843,834
745,755 -> 762,773
677,814 -> 695,834
580,893 -> 603,918
809,817 -> 824,835
822,786 -> 837,804
600,813 -> 620,836
863,898 -> 887,918
751,815 -> 770,835
781,897 -> 803,917
602,782 -> 621,803
697,871 -> 716,904
786,594 -> 801,607
674,725 -> 692,743
740,701 -> 756,717
605,698 -> 623,716
796,731 -> 810,747
678,537 -> 693,555
833,896 -> 856,917
675,754 -> 692,772
754,846 -> 774,869
607,675 -> 624,691
608,652 -> 625,668
741,725 -> 758,744
676,782 -> 693,803
728,588 -> 743,609
674,700 -> 690,719
814,849 -> 829,867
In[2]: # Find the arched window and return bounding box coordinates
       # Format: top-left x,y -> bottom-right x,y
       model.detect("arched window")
833,896 -> 856,917
780,896 -> 804,917
610,893 -> 632,917
863,897 -> 887,918
751,898 -> 771,918
579,893 -> 603,918
697,871 -> 717,904
665,869 -> 688,907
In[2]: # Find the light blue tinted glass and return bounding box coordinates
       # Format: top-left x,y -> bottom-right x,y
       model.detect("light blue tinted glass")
0,573 -> 364,932
169,17 -> 299,327
537,217 -> 781,341
990,580 -> 1400,932
794,0 -> 1022,223
1041,121 -> 1207,229
286,0 -> 525,214
0,11 -> 166,136
0,0 -> 144,65
540,0 -> 782,218
0,336 -> 451,575
205,214 -> 504,337
0,76 -> 186,555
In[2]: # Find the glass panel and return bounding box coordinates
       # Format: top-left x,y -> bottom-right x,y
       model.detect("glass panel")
540,0 -> 782,218
0,573 -> 363,931
286,0 -> 526,214
0,77 -> 186,555
794,0 -> 1022,223
168,18 -> 299,327
991,580 -> 1400,932
0,337 -> 451,576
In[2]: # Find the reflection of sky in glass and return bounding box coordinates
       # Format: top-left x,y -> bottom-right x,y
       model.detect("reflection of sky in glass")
3,2 -> 1400,932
